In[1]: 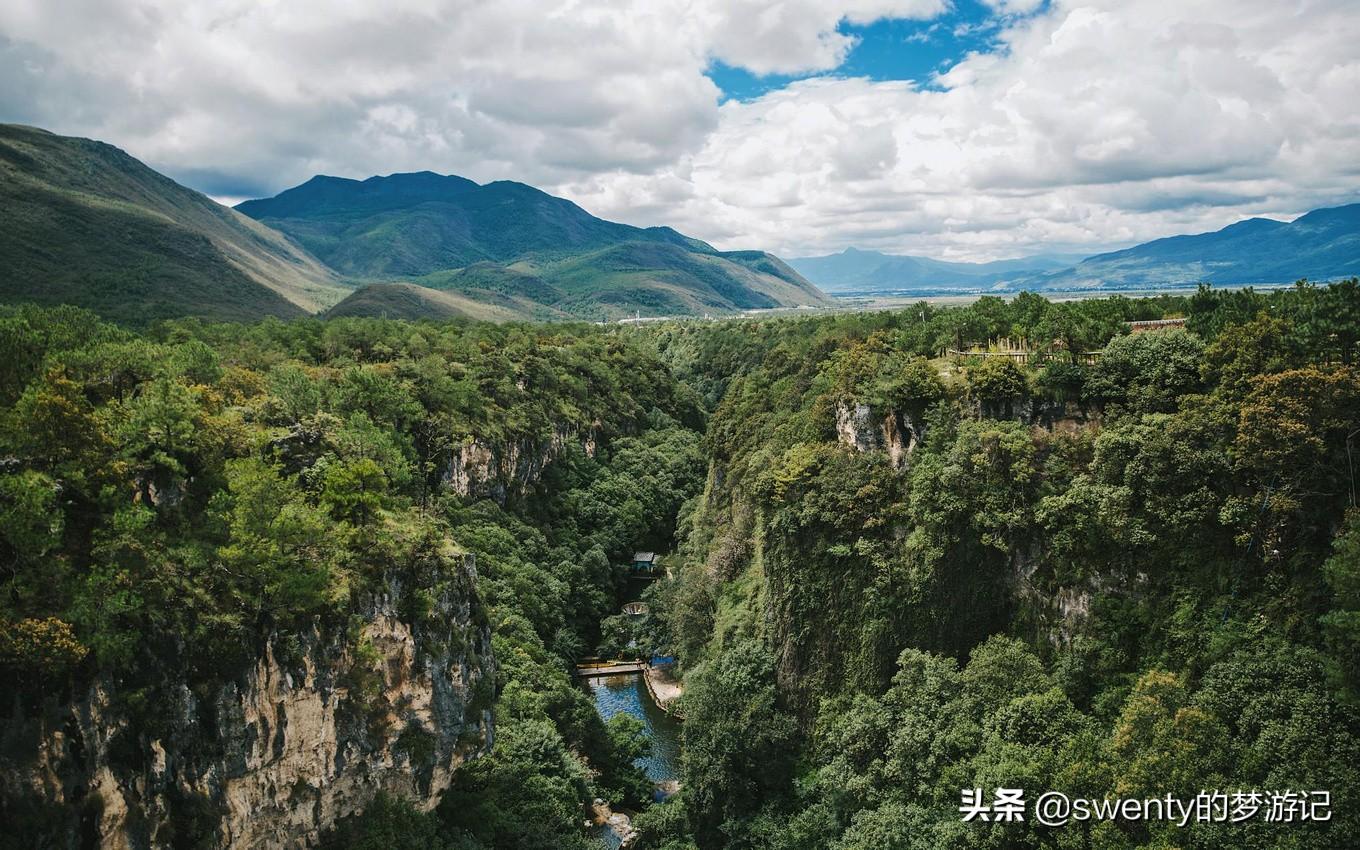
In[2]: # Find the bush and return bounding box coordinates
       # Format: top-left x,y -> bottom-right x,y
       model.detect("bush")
966,357 -> 1027,402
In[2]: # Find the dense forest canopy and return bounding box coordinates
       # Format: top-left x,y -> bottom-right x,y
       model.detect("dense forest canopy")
2,279 -> 1359,849
632,280 -> 1360,850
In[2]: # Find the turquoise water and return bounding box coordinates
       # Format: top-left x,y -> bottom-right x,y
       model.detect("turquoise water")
595,823 -> 624,850
588,673 -> 682,785
588,673 -> 683,847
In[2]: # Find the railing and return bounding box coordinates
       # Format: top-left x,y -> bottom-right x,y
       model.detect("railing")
575,659 -> 648,677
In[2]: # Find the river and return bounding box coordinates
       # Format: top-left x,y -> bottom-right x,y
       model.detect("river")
588,672 -> 683,847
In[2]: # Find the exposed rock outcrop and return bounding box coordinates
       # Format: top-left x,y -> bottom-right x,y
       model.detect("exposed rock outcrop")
834,402 -> 922,470
1,564 -> 493,849
441,423 -> 599,502
836,397 -> 1095,471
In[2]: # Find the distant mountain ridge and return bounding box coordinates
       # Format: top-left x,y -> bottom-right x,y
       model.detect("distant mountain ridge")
238,171 -> 829,319
1028,203 -> 1360,290
787,247 -> 1083,293
791,204 -> 1360,294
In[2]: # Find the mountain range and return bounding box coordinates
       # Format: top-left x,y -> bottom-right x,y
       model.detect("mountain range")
236,171 -> 827,320
2,122 -> 1357,325
792,205 -> 1360,294
0,124 -> 826,324
787,248 -> 1085,293
1028,204 -> 1360,290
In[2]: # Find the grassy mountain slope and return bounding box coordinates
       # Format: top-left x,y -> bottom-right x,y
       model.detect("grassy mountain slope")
239,172 -> 830,319
0,124 -> 347,324
324,282 -> 529,322
1031,203 -> 1360,289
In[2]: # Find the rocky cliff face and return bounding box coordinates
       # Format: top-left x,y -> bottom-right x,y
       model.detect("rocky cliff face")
835,398 -> 1095,469
1,564 -> 493,850
834,402 -> 921,469
441,423 -> 599,502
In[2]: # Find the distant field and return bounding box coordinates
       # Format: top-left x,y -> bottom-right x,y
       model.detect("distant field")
612,282 -> 1302,325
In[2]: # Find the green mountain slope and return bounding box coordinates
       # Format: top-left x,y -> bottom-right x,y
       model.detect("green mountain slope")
0,124 -> 347,324
238,172 -> 830,318
324,282 -> 532,322
1028,203 -> 1360,289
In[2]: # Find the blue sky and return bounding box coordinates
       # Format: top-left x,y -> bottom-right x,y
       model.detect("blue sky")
707,0 -> 1024,101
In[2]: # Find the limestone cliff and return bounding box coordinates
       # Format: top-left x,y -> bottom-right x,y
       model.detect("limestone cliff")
834,397 -> 1093,468
1,564 -> 493,849
441,422 -> 599,502
833,401 -> 922,469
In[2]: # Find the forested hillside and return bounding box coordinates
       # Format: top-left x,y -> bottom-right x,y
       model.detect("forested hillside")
633,280 -> 1360,850
0,307 -> 706,847
0,124 -> 347,323
3,281 -> 1358,849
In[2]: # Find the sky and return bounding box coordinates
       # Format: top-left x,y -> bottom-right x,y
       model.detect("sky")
1,0 -> 1357,261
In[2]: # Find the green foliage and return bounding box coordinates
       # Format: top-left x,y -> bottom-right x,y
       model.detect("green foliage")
1322,512 -> 1360,698
966,357 -> 1028,402
319,457 -> 388,524
6,283 -> 1360,850
212,457 -> 342,619
0,305 -> 712,848
0,470 -> 62,569
681,641 -> 798,849
1084,329 -> 1205,412
633,282 -> 1360,850
593,713 -> 655,808
439,719 -> 594,850
322,793 -> 481,850
632,796 -> 700,850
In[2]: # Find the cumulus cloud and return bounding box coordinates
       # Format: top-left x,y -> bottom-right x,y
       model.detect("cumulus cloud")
571,0 -> 1360,259
701,0 -> 949,74
1,0 -> 1358,260
0,0 -> 727,193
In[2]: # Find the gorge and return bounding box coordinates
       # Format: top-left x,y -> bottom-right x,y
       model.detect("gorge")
4,280 -> 1360,850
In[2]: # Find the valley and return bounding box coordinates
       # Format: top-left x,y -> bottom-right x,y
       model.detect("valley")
3,279 -> 1359,849
3,3 -> 1357,847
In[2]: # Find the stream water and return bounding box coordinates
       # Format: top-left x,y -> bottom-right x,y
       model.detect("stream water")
587,572 -> 683,846
587,673 -> 683,847
590,673 -> 683,785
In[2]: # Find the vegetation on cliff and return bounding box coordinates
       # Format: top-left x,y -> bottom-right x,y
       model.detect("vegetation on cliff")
0,306 -> 705,847
633,280 -> 1360,850
4,279 -> 1359,849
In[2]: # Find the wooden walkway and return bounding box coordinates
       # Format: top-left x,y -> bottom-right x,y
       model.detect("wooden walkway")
575,660 -> 648,677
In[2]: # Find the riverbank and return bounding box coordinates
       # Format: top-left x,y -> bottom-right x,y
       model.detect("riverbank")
644,663 -> 684,718
591,798 -> 638,848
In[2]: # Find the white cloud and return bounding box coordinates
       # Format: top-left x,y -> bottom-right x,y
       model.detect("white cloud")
1,0 -> 1358,261
980,0 -> 1047,15
571,0 -> 1360,259
701,0 -> 949,74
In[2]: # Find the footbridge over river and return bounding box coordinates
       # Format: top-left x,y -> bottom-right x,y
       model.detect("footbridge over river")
575,659 -> 649,677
